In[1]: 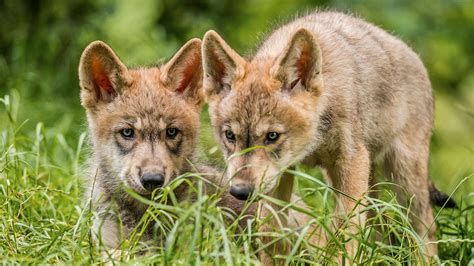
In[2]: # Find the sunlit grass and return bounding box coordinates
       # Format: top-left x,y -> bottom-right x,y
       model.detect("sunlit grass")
0,93 -> 472,265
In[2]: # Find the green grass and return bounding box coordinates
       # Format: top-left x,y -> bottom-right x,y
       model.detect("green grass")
0,93 -> 473,265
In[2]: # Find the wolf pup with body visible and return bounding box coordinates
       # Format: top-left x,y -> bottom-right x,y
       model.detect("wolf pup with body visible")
79,39 -> 248,254
202,11 -> 454,261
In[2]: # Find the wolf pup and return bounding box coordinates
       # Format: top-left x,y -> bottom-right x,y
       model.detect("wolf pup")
202,11 -> 453,260
79,39 -> 247,254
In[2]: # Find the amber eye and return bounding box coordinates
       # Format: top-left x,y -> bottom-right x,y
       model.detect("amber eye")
265,132 -> 280,144
166,128 -> 179,139
120,128 -> 135,139
225,130 -> 236,143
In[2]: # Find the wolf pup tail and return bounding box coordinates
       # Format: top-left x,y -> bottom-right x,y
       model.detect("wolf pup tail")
429,180 -> 457,208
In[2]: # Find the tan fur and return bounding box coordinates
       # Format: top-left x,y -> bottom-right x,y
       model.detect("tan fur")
202,11 -> 436,262
79,40 -> 250,253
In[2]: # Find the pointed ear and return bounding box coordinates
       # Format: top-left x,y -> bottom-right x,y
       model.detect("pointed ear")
272,29 -> 322,92
202,30 -> 245,97
161,38 -> 203,105
78,41 -> 130,108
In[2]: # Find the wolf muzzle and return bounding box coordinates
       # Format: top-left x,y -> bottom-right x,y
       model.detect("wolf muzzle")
141,172 -> 165,192
230,184 -> 254,201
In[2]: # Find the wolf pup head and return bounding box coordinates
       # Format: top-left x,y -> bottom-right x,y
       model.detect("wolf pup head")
202,29 -> 324,200
79,39 -> 203,196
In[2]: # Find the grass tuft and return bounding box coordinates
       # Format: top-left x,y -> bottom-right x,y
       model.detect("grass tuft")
0,93 -> 472,264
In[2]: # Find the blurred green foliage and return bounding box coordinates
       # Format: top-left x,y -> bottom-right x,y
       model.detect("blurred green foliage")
0,0 -> 472,195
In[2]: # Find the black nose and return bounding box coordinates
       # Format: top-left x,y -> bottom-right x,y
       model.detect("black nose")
141,172 -> 165,191
230,184 -> 253,200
